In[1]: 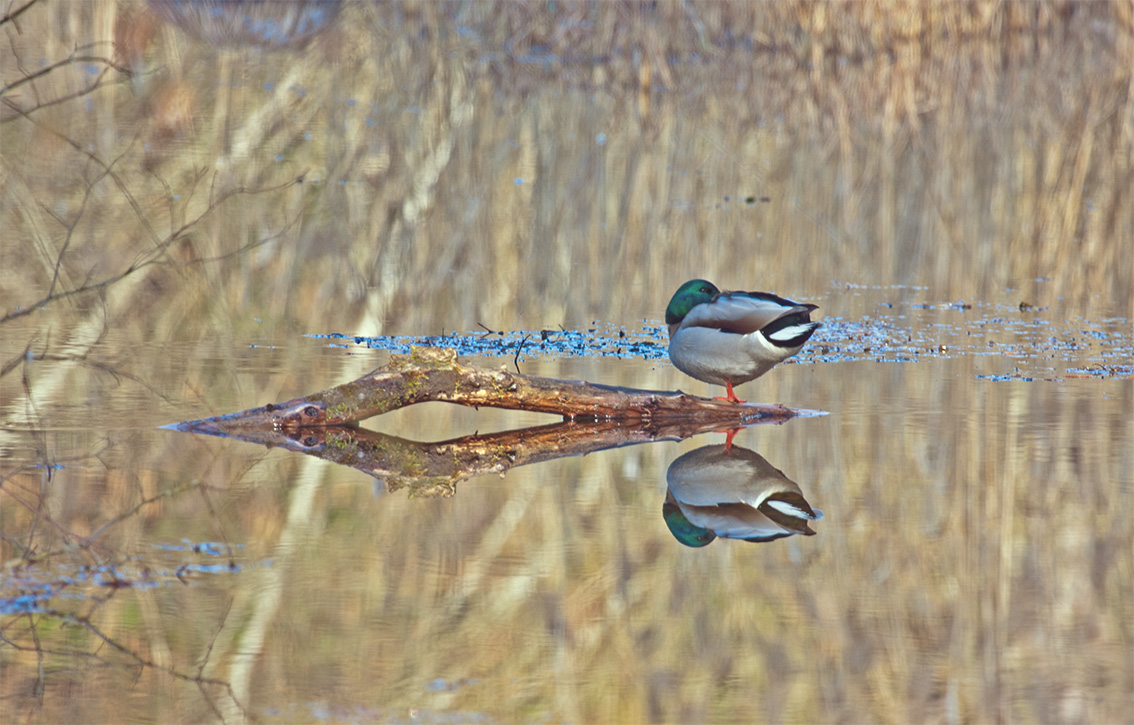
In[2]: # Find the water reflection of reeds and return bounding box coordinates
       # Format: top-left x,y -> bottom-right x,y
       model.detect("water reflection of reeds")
2,1 -> 1130,336
1,1 -> 1131,722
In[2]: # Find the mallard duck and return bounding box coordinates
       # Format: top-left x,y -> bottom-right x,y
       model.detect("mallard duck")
663,443 -> 823,547
665,279 -> 820,403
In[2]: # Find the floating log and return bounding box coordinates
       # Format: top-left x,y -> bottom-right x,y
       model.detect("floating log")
185,346 -> 811,429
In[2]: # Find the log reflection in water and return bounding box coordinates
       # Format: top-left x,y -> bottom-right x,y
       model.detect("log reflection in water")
171,415 -> 817,498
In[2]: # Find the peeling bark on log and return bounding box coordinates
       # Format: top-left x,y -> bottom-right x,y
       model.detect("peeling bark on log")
189,346 -> 807,429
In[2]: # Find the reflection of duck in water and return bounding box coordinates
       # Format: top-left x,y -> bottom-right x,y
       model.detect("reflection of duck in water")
664,444 -> 823,547
665,279 -> 821,403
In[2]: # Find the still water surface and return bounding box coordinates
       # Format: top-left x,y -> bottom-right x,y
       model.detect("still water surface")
3,290 -> 1130,722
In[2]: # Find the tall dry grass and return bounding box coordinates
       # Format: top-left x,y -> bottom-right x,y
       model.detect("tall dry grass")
2,0 -> 1130,338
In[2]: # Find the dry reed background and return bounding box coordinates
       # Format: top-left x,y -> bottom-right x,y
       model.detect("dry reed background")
1,1 -> 1132,722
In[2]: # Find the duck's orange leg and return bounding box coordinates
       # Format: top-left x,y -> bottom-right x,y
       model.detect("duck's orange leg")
722,427 -> 741,452
713,381 -> 746,404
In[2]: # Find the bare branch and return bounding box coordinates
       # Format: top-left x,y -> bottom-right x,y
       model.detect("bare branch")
0,174 -> 304,324
1,51 -> 129,96
0,0 -> 39,29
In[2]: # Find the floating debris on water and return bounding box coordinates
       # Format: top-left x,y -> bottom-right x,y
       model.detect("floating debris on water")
313,323 -> 671,361
309,305 -> 1131,382
1,541 -> 266,615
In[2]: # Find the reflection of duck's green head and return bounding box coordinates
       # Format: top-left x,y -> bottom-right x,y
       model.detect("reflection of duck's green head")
663,500 -> 716,547
665,279 -> 720,326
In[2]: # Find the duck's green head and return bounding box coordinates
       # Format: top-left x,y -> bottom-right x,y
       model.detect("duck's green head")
665,279 -> 720,325
663,501 -> 717,548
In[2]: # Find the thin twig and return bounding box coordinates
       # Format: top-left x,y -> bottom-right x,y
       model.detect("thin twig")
0,0 -> 38,27
1,51 -> 129,95
513,334 -> 529,374
1,175 -> 303,324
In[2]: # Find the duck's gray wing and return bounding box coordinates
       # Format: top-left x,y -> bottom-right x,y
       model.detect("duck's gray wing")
681,291 -> 817,335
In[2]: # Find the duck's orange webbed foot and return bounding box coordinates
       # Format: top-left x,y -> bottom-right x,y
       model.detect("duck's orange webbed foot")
712,381 -> 746,404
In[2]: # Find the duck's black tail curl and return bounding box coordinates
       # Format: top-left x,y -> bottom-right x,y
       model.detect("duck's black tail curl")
762,312 -> 821,349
